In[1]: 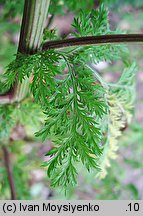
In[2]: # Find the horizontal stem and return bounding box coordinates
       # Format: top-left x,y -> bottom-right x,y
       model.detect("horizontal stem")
42,34 -> 143,50
0,33 -> 143,104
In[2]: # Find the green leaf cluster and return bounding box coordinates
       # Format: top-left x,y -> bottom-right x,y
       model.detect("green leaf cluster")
0,5 -> 138,191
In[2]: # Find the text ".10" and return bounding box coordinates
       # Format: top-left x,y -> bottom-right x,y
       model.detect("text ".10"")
128,203 -> 139,211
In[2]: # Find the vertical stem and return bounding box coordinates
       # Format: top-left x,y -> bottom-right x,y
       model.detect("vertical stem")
1,0 -> 51,199
13,0 -> 50,102
2,146 -> 16,200
18,0 -> 50,54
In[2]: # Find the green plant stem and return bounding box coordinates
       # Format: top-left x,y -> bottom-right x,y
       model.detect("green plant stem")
1,0 -> 51,200
0,0 -> 50,104
15,0 -> 50,102
18,0 -> 50,54
86,64 -> 109,89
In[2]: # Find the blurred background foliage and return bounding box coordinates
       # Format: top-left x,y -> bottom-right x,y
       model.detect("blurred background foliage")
0,0 -> 143,199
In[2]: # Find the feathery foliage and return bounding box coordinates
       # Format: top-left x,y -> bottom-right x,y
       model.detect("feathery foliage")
0,5 -> 137,191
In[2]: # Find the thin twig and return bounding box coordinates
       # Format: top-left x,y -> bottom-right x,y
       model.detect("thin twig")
47,14 -> 54,28
2,146 -> 16,200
